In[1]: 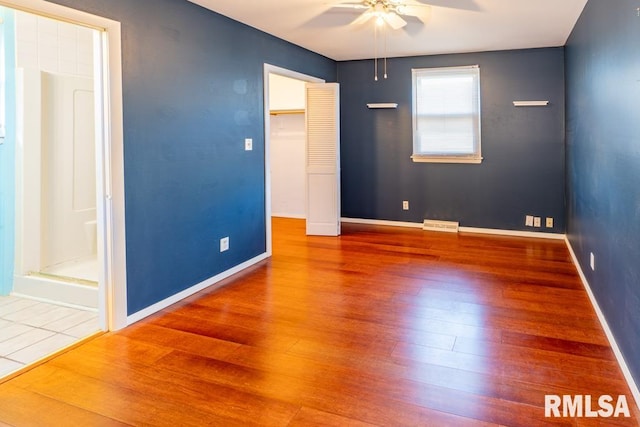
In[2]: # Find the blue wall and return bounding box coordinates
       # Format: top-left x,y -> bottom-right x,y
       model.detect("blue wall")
47,0 -> 336,314
337,48 -> 565,232
0,9 -> 16,295
566,0 -> 640,385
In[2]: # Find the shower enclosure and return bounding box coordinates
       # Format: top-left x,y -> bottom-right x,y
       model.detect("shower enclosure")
12,12 -> 99,309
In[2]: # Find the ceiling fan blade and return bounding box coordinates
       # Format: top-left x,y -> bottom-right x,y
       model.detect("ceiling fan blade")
383,12 -> 407,30
413,0 -> 481,12
350,10 -> 375,26
397,5 -> 426,17
333,2 -> 369,9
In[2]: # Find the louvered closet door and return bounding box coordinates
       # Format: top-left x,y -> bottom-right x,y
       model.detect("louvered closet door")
305,83 -> 340,236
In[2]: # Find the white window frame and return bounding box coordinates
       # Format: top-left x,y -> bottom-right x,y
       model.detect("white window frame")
411,65 -> 482,164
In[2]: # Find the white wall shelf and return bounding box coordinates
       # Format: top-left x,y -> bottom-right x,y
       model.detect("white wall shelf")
513,100 -> 549,107
367,103 -> 398,109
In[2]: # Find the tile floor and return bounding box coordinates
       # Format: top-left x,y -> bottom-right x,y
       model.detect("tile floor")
0,295 -> 99,378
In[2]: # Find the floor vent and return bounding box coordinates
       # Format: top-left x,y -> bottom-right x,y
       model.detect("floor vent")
423,219 -> 460,233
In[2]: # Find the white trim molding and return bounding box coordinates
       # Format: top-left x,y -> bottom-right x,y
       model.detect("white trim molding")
411,156 -> 483,164
565,237 -> 640,412
272,214 -> 306,220
126,253 -> 268,325
341,217 -> 564,240
341,217 -> 423,229
458,226 -> 564,240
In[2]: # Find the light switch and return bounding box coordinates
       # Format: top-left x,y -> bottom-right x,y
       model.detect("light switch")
245,138 -> 253,151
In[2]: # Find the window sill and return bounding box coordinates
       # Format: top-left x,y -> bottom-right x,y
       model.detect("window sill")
411,156 -> 483,164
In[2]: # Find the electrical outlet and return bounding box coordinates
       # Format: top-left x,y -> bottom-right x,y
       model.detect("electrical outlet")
590,252 -> 595,271
533,217 -> 541,227
220,237 -> 230,252
244,138 -> 253,151
546,217 -> 554,228
525,215 -> 534,227
402,200 -> 409,210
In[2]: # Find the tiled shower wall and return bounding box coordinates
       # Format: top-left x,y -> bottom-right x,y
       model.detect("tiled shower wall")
15,11 -> 93,77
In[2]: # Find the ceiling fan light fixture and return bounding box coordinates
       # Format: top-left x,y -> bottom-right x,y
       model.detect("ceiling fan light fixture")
340,0 -> 416,81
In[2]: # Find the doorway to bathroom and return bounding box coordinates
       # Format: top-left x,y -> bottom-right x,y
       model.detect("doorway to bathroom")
12,12 -> 100,307
0,0 -> 127,378
0,7 -> 100,378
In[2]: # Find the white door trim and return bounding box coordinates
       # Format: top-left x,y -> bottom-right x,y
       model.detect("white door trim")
263,64 -> 324,255
2,0 -> 127,330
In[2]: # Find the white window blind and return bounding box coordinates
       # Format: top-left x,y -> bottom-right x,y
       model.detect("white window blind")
412,65 -> 481,163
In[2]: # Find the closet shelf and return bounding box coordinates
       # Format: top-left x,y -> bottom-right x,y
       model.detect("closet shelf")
270,109 -> 305,115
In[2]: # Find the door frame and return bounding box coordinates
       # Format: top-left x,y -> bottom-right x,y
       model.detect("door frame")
263,64 -> 323,255
3,0 -> 127,330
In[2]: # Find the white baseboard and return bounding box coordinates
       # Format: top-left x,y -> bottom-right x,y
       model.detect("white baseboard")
459,226 -> 564,240
565,237 -> 640,411
341,217 -> 423,229
126,253 -> 269,325
272,214 -> 306,219
340,217 -> 565,240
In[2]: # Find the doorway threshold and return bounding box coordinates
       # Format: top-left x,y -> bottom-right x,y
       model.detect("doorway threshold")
0,295 -> 100,381
12,275 -> 98,309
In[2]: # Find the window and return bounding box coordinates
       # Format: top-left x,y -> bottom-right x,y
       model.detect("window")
412,65 -> 481,163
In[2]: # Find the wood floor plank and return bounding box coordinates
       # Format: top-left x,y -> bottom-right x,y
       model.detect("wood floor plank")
288,407 -> 379,427
501,331 -> 616,360
118,322 -> 243,359
286,334 -> 624,409
0,217 -> 637,425
47,344 -> 300,426
0,384 -> 127,427
152,348 -> 485,426
10,364 -> 245,426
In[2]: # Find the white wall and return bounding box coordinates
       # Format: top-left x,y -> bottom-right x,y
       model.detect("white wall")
269,74 -> 305,111
40,72 -> 96,269
270,113 -> 306,218
269,74 -> 306,218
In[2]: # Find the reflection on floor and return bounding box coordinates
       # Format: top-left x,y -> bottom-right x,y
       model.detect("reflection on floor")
0,296 -> 99,378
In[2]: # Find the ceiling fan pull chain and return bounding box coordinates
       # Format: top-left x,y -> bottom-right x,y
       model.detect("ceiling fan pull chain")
374,23 -> 379,81
384,24 -> 388,79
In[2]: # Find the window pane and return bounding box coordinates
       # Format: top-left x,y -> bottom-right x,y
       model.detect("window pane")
418,117 -> 475,154
412,66 -> 481,162
417,76 -> 475,116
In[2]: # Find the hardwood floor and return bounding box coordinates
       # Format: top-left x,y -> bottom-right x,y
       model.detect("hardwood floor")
0,217 -> 637,426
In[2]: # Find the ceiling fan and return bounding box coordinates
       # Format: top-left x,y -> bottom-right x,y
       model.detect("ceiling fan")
332,0 -> 480,30
332,0 -> 431,30
329,0 -> 478,80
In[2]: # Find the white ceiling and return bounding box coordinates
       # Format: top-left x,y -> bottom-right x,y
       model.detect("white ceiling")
187,0 -> 588,61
